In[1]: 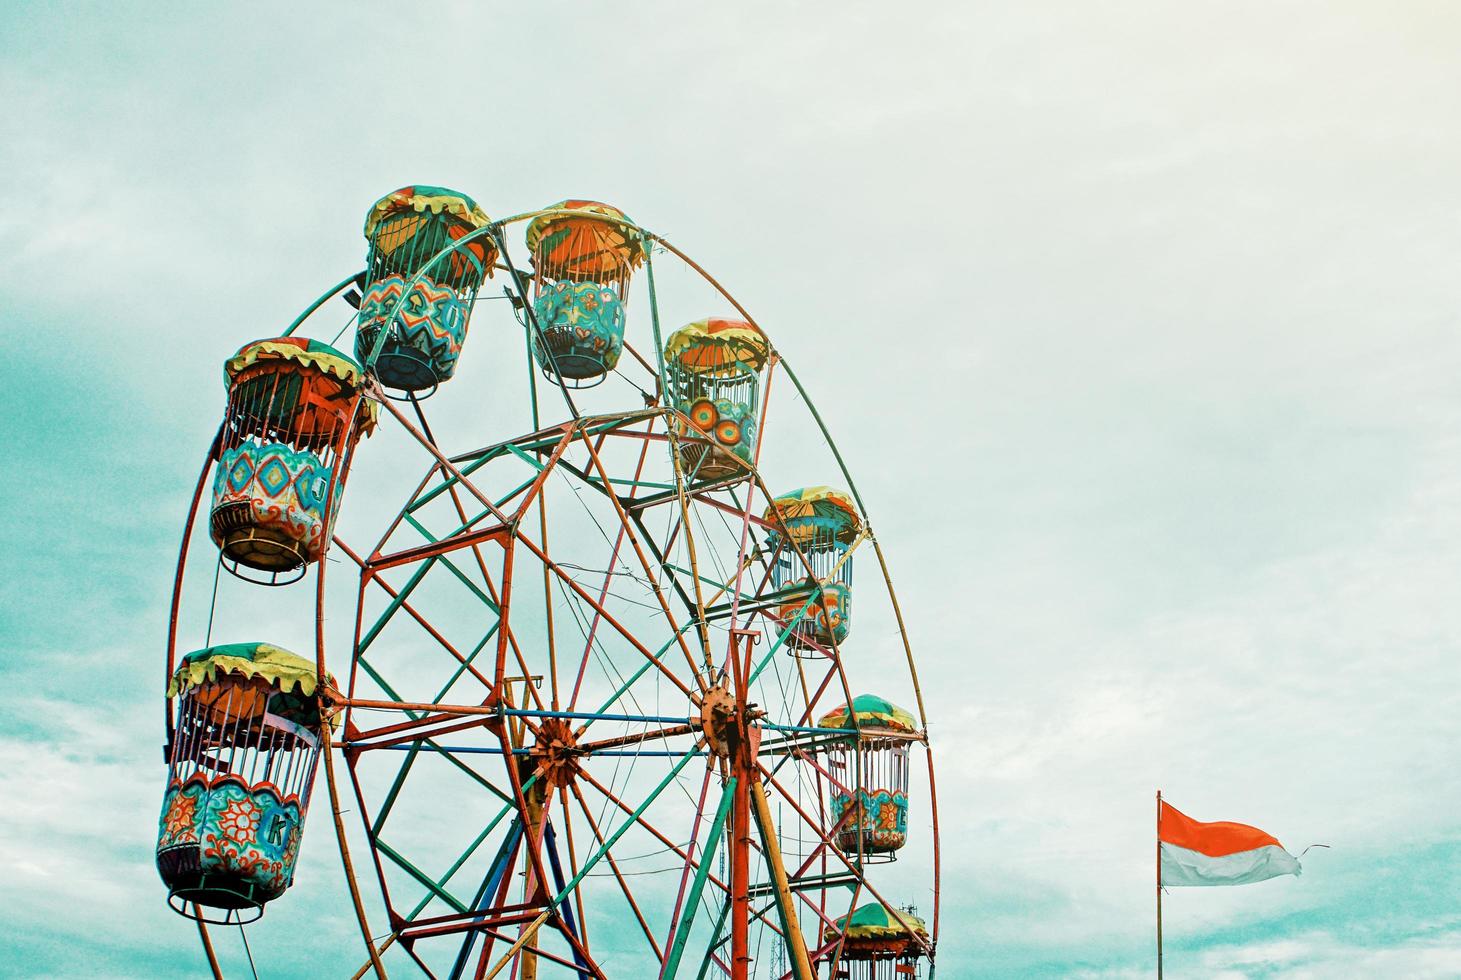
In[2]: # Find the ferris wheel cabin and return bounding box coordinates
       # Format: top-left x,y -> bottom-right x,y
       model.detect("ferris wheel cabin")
156,643 -> 331,923
765,486 -> 861,648
358,185 -> 495,395
211,337 -> 375,585
525,200 -> 645,387
663,317 -> 770,482
824,903 -> 931,979
818,695 -> 921,858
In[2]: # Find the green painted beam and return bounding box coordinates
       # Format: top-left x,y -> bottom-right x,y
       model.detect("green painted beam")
664,777 -> 737,979
430,622 -> 500,704
503,442 -> 549,473
402,514 -> 502,611
409,448 -> 509,513
663,562 -> 740,593
371,742 -> 422,835
376,838 -> 470,914
359,557 -> 439,653
694,898 -> 732,980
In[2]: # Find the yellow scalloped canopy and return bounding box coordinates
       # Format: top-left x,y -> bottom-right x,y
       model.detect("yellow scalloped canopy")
222,338 -> 379,436
817,694 -> 919,736
663,318 -> 770,374
524,200 -> 645,279
762,486 -> 861,545
224,337 -> 363,387
168,642 -> 332,698
825,903 -> 928,943
363,185 -> 491,239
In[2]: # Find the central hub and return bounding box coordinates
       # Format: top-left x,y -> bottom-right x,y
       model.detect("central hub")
529,717 -> 581,790
699,685 -> 737,759
697,684 -> 764,761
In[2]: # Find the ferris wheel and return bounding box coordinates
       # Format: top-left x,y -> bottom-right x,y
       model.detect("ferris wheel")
158,187 -> 942,979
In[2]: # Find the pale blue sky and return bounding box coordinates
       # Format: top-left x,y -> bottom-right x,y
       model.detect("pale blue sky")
3,2 -> 1461,977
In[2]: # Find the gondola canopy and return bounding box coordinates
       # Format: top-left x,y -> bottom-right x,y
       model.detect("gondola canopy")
363,185 -> 496,287
826,902 -> 929,944
763,486 -> 861,549
168,642 -> 333,699
222,337 -> 377,436
663,318 -> 770,374
224,337 -> 364,389
363,185 -> 492,242
168,643 -> 336,730
817,694 -> 919,737
525,200 -> 645,282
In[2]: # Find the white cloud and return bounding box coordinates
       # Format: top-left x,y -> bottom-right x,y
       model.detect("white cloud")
1199,929 -> 1461,979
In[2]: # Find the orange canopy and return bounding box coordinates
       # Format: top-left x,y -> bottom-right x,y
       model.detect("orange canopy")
525,200 -> 644,282
663,317 -> 770,374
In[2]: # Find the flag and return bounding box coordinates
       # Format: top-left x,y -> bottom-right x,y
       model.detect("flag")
1158,800 -> 1301,887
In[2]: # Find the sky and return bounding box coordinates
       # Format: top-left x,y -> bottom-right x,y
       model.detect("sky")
3,1 -> 1461,977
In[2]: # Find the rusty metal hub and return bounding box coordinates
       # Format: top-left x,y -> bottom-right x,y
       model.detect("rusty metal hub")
698,685 -> 737,759
697,684 -> 767,760
529,717 -> 581,789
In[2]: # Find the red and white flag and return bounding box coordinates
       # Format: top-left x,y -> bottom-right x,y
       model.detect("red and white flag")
1158,800 -> 1301,887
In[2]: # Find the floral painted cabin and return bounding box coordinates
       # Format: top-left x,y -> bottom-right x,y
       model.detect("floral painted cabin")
157,643 -> 332,921
818,695 -> 921,858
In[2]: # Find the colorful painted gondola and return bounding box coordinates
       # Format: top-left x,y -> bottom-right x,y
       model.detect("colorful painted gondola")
157,643 -> 333,922
525,200 -> 644,386
663,317 -> 770,480
211,337 -> 374,584
359,185 -> 494,394
818,694 -> 921,858
765,486 -> 862,648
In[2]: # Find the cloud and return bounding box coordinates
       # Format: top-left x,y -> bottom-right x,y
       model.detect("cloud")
1194,928 -> 1461,979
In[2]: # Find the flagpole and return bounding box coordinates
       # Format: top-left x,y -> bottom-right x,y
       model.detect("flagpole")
1156,789 -> 1163,980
